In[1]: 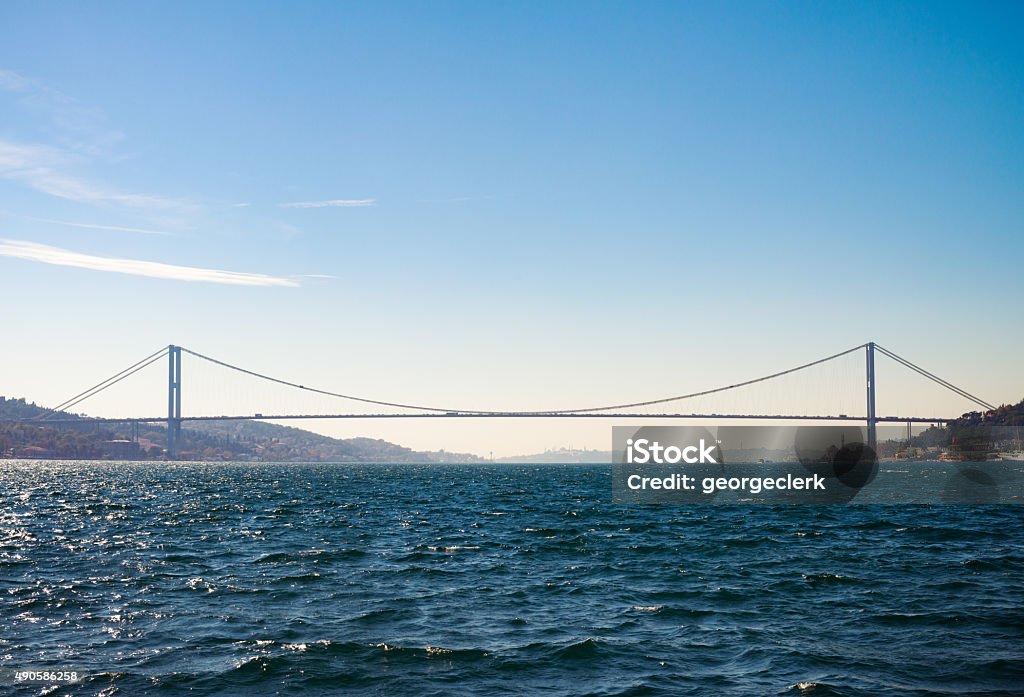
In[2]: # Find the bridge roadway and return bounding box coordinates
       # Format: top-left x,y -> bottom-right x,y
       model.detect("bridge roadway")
21,413 -> 953,425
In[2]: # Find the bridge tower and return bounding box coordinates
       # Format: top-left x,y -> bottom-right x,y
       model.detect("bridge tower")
866,341 -> 877,452
167,345 -> 182,458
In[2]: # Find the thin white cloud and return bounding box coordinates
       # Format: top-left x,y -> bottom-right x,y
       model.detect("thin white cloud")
0,68 -> 123,154
0,139 -> 63,170
0,138 -> 191,210
0,239 -> 297,287
280,198 -> 376,209
301,273 -> 337,279
27,215 -> 169,236
418,194 -> 497,204
0,69 -> 33,91
0,69 -> 188,210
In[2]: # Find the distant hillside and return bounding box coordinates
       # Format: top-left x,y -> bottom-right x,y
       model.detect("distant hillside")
877,398 -> 1024,458
952,400 -> 1024,429
496,447 -> 611,463
0,396 -> 483,462
943,399 -> 1024,458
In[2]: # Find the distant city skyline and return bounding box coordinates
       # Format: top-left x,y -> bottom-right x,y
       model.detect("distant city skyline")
1,2 -> 1021,456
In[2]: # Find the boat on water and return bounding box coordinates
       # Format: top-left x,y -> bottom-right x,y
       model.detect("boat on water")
998,450 -> 1024,462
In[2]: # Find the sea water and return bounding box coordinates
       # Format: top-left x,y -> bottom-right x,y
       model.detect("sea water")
1,461 -> 1021,696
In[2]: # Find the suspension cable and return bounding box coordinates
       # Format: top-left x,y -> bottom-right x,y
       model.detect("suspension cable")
181,343 -> 868,415
31,347 -> 169,420
874,344 -> 995,411
24,342 -> 992,422
181,347 -> 487,413
552,344 -> 868,413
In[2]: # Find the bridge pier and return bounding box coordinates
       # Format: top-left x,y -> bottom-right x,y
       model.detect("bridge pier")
866,341 -> 877,452
167,345 -> 181,459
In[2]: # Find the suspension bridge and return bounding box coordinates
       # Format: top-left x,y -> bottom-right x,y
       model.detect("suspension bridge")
10,342 -> 997,458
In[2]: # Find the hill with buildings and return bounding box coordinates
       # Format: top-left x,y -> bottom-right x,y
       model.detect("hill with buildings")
878,398 -> 1024,459
0,396 -> 482,462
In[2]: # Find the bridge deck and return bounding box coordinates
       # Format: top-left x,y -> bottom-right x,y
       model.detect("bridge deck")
16,413 -> 953,425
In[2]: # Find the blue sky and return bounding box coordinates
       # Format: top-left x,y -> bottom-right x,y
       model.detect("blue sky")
1,2 -> 1021,455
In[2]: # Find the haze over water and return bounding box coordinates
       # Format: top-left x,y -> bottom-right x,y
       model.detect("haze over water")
2,460 -> 1022,696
